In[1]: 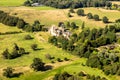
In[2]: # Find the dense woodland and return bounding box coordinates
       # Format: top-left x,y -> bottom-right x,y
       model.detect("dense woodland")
24,0 -> 113,9
48,21 -> 120,76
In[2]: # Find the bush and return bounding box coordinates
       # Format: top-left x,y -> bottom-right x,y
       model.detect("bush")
78,71 -> 86,76
87,13 -> 93,19
3,67 -> 14,78
93,14 -> 99,21
64,57 -> 69,61
57,58 -> 63,62
103,16 -> 109,23
31,44 -> 38,50
77,9 -> 84,16
24,35 -> 33,40
30,58 -> 45,71
115,19 -> 120,23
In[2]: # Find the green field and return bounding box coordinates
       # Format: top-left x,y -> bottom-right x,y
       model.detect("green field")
0,1 -> 120,80
0,0 -> 25,6
0,23 -> 119,80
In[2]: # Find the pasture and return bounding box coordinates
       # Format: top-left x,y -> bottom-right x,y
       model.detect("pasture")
1,7 -> 120,30
0,0 -> 25,6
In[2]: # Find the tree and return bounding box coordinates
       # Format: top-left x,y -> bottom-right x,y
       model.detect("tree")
3,67 -> 14,78
93,14 -> 99,21
103,16 -> 109,23
30,58 -> 45,71
87,13 -> 93,19
13,43 -> 19,50
24,0 -> 31,6
81,21 -> 85,29
77,9 -> 84,16
31,44 -> 38,50
71,22 -> 78,29
2,49 -> 10,59
17,19 -> 26,29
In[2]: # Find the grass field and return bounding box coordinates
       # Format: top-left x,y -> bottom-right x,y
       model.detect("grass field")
111,1 -> 120,5
0,23 -> 22,33
1,7 -> 119,30
0,0 -> 25,6
0,23 -> 119,80
0,3 -> 120,80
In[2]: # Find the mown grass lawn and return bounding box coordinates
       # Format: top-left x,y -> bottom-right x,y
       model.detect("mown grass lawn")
0,0 -> 25,6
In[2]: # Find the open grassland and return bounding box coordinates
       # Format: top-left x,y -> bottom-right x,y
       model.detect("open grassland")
0,23 -> 22,33
0,23 -> 119,80
0,0 -> 25,6
111,1 -> 120,5
1,7 -> 120,30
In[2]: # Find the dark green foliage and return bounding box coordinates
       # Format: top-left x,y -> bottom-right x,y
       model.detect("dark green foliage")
2,49 -> 10,59
2,44 -> 27,59
115,19 -> 120,23
17,19 -> 26,29
81,21 -> 85,29
57,58 -> 63,62
24,0 -> 31,6
30,58 -> 45,71
24,35 -> 33,40
48,36 -> 58,46
103,16 -> 109,23
77,9 -> 84,16
78,71 -> 86,76
31,44 -> 38,50
3,67 -> 14,78
71,22 -> 78,29
26,0 -> 109,9
87,13 -> 93,19
93,14 -> 99,21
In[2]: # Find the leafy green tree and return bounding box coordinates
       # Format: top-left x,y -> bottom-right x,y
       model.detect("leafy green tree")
31,44 -> 38,50
93,14 -> 99,21
2,49 -> 10,59
103,16 -> 109,23
3,67 -> 14,78
24,0 -> 31,6
17,19 -> 26,29
81,21 -> 85,29
87,13 -> 93,19
71,22 -> 78,29
77,9 -> 84,16
30,58 -> 45,71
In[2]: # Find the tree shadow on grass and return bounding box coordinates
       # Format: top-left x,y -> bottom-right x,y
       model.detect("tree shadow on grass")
34,48 -> 44,51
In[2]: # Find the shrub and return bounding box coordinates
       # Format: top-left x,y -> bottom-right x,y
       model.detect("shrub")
93,14 -> 99,21
30,58 -> 45,71
103,16 -> 109,23
24,35 -> 33,40
57,58 -> 63,62
77,9 -> 84,16
78,71 -> 86,76
87,13 -> 93,19
64,57 -> 69,61
31,44 -> 38,50
3,67 -> 14,78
